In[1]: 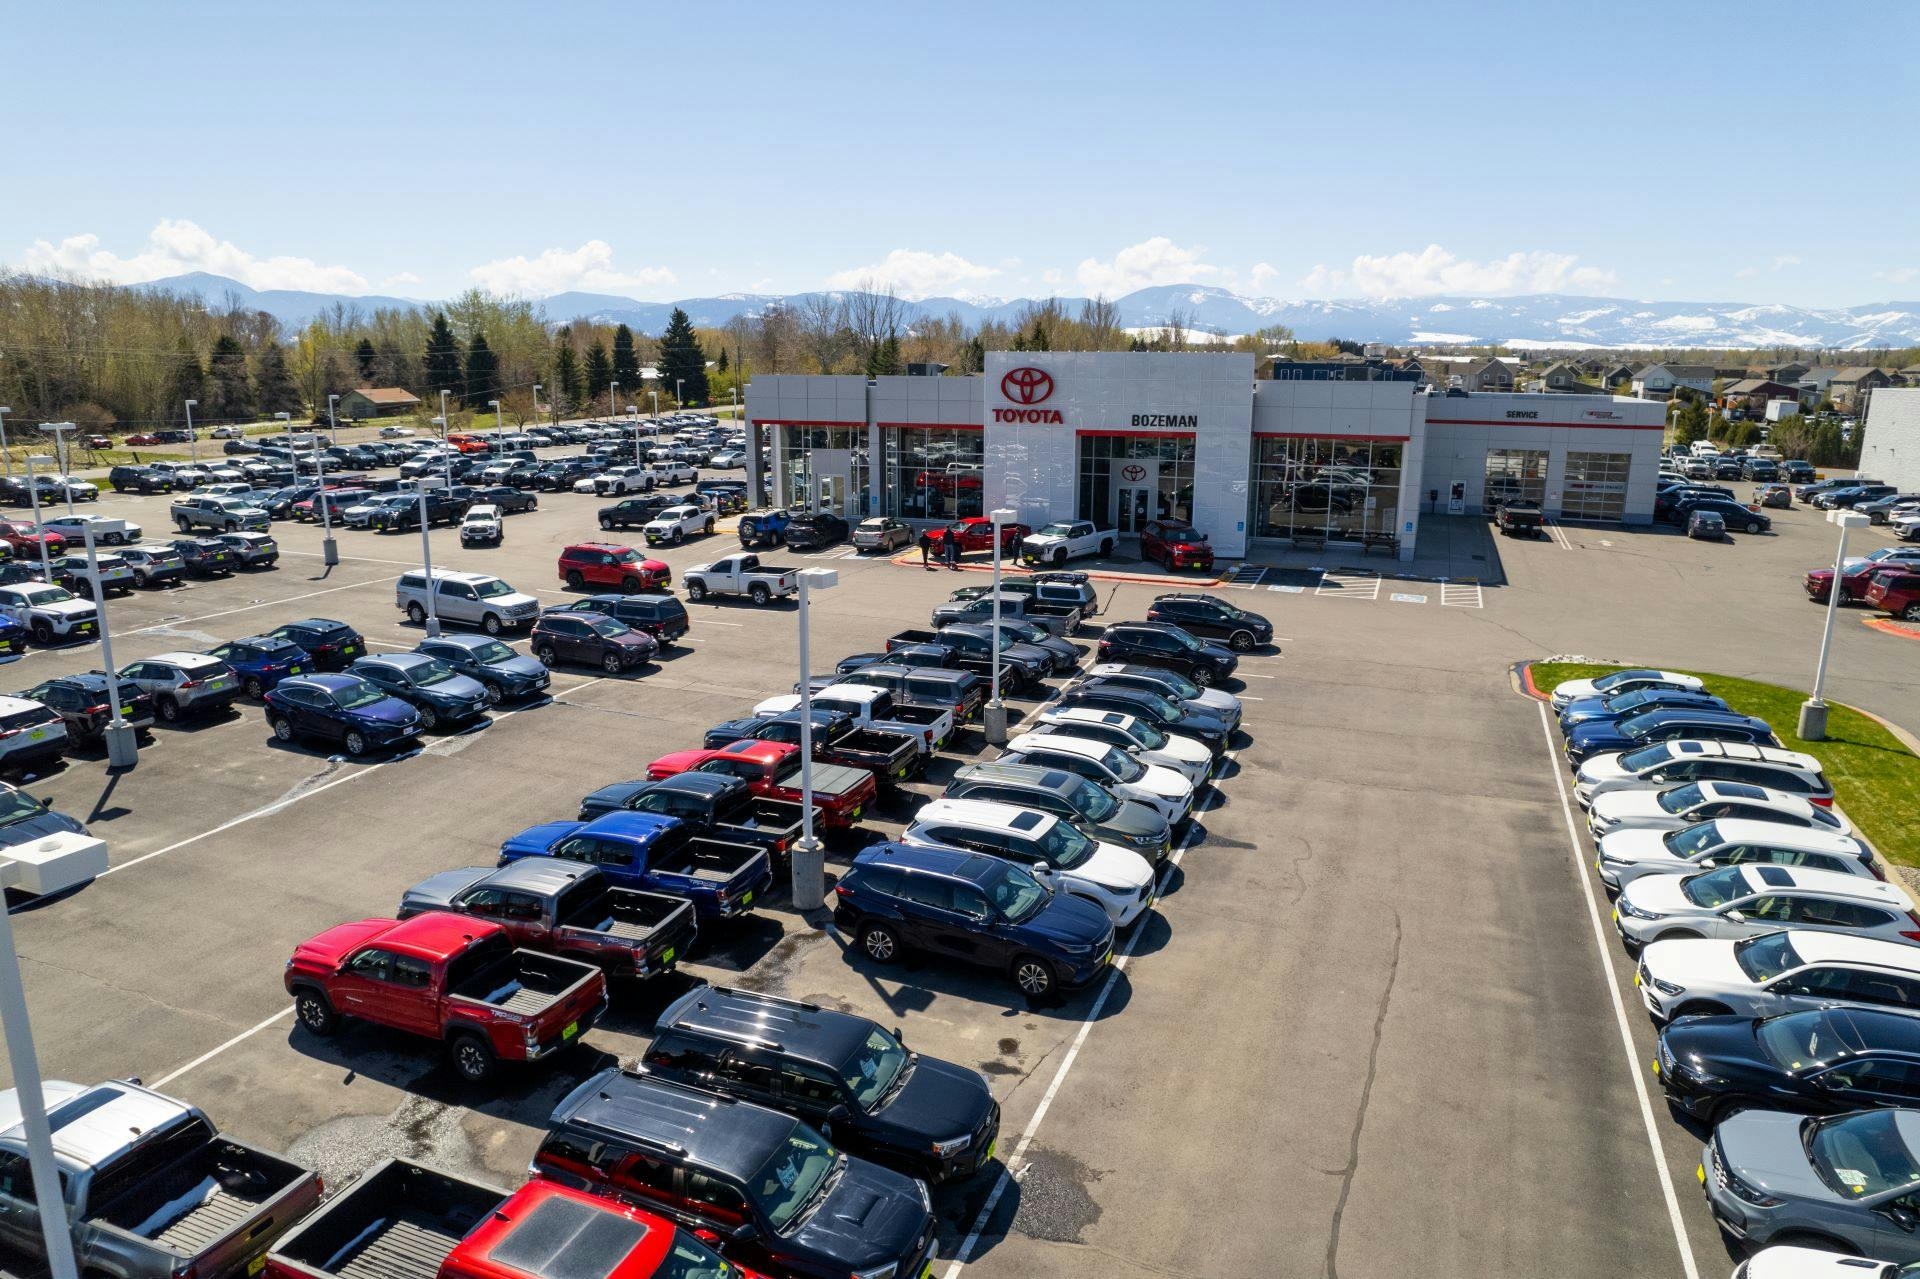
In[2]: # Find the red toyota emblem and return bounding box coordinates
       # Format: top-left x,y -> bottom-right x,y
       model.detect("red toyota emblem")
1120,463 -> 1148,482
1001,367 -> 1054,405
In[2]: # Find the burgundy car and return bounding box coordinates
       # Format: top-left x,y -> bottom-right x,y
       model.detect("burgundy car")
1804,560 -> 1907,605
530,611 -> 657,672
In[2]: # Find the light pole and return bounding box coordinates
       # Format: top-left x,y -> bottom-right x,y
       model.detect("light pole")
80,520 -> 138,767
649,390 -> 659,420
791,566 -> 839,913
183,399 -> 197,468
416,487 -> 441,637
532,384 -> 543,426
675,377 -> 684,410
23,454 -> 55,583
610,381 -> 620,427
43,423 -> 76,518
432,415 -> 454,490
439,389 -> 451,451
729,386 -> 738,420
0,832 -> 110,1279
627,406 -> 640,463
0,406 -> 11,477
327,393 -> 339,444
1800,508 -> 1869,740
490,399 -> 503,436
984,508 -> 1017,745
278,413 -> 336,565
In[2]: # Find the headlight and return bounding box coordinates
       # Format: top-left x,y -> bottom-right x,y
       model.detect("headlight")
1617,899 -> 1664,921
1723,1165 -> 1783,1208
932,1133 -> 971,1157
1649,974 -> 1685,996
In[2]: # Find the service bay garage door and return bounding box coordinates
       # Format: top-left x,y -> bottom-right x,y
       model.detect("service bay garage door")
1561,451 -> 1632,520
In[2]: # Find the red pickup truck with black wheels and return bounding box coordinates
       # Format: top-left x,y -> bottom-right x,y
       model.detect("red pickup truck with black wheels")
283,913 -> 607,1084
646,738 -> 878,829
926,515 -> 1030,555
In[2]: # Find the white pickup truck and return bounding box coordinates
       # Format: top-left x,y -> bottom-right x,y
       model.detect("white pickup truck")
594,465 -> 654,495
642,503 -> 715,546
754,683 -> 955,757
682,552 -> 798,605
39,513 -> 145,547
1020,519 -> 1117,567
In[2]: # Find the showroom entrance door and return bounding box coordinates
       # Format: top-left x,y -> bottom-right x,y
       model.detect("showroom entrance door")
792,448 -> 854,516
1111,461 -> 1159,534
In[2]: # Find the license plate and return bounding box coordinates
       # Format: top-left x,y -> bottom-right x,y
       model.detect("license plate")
1611,908 -> 1618,922
1100,946 -> 1113,966
248,1255 -> 267,1277
28,729 -> 44,740
1651,1058 -> 1661,1076
740,890 -> 754,906
291,665 -> 305,674
850,806 -> 863,820
211,678 -> 233,689
920,1266 -> 933,1279
562,1021 -> 579,1040
984,1138 -> 996,1161
660,947 -> 675,966
77,623 -> 94,632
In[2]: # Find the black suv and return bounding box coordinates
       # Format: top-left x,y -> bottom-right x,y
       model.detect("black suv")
1671,495 -> 1771,535
536,457 -> 598,490
535,1069 -> 936,1279
467,483 -> 538,513
265,618 -> 366,670
599,495 -> 677,530
19,673 -> 155,742
1095,621 -> 1238,686
1144,593 -> 1274,652
644,984 -> 999,1183
107,465 -> 174,494
783,513 -> 849,551
546,594 -> 690,645
169,537 -> 238,576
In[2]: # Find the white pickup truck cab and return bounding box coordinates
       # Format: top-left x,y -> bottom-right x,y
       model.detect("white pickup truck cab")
1020,519 -> 1117,567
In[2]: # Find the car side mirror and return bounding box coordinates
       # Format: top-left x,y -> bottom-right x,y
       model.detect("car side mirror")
728,1221 -> 759,1242
1724,910 -> 1746,923
1031,861 -> 1049,878
828,1103 -> 852,1123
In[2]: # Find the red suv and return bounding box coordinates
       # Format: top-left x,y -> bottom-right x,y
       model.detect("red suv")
925,515 -> 1030,554
1804,560 -> 1906,605
557,542 -> 670,592
1141,518 -> 1214,571
1865,570 -> 1920,621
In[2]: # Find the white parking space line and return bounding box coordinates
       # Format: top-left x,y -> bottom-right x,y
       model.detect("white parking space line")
129,572 -> 406,634
943,758 -> 1226,1278
1534,700 -> 1701,1279
699,619 -> 744,627
1314,570 -> 1381,600
152,1005 -> 294,1088
1440,581 -> 1484,608
1544,518 -> 1575,551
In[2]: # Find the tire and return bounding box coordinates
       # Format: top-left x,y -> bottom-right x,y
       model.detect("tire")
244,676 -> 264,699
749,584 -> 770,606
481,681 -> 503,706
449,1033 -> 496,1084
270,715 -> 294,743
1653,928 -> 1704,943
158,697 -> 182,723
29,621 -> 50,645
1190,666 -> 1214,688
418,705 -> 438,731
1012,956 -> 1058,1001
602,652 -> 623,673
343,729 -> 368,756
1228,629 -> 1255,652
859,921 -> 901,965
704,519 -> 715,534
1708,1096 -> 1761,1127
175,516 -> 191,532
528,498 -> 538,510
687,580 -> 708,601
407,602 -> 427,624
104,532 -> 123,546
224,521 -> 238,533
672,529 -> 684,545
481,614 -> 503,636
621,576 -> 641,593
1746,521 -> 1763,534
293,989 -> 339,1037
1671,1001 -> 1733,1021
534,643 -> 557,666
1905,603 -> 1920,622
600,516 -> 614,531
1099,539 -> 1113,557
1052,549 -> 1067,567
565,570 -> 585,590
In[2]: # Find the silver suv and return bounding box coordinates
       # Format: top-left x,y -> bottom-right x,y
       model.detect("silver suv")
395,570 -> 540,634
118,652 -> 242,722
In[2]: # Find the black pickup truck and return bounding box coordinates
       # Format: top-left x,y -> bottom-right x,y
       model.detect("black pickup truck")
398,859 -> 697,982
704,706 -> 920,785
1495,498 -> 1546,538
575,770 -> 805,854
887,624 -> 1052,690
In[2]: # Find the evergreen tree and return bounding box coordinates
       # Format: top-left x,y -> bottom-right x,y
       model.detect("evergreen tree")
316,350 -> 353,405
656,307 -> 709,405
583,340 -> 613,412
612,324 -> 641,385
866,331 -> 903,377
714,348 -> 729,375
168,339 -> 205,425
204,334 -> 255,422
963,336 -> 987,372
422,312 -> 464,399
552,338 -> 584,412
354,338 -> 377,381
464,331 -> 501,404
253,342 -> 303,417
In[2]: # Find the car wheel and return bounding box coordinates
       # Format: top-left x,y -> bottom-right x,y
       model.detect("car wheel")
1671,1000 -> 1733,1020
29,621 -> 50,645
418,705 -> 438,731
1012,957 -> 1058,1001
534,643 -> 557,666
104,532 -> 122,546
482,614 -> 503,636
1053,549 -> 1068,567
1190,666 -> 1214,688
1708,1096 -> 1760,1127
749,584 -> 770,606
687,580 -> 707,601
565,570 -> 585,590
1228,629 -> 1255,652
407,602 -> 427,625
599,516 -> 615,530
449,1033 -> 495,1084
481,681 -> 503,705
1746,520 -> 1763,534
621,576 -> 641,592
270,715 -> 294,742
343,729 -> 369,756
528,498 -> 538,510
244,676 -> 264,699
1654,928 -> 1703,943
158,697 -> 181,723
704,519 -> 715,534
293,989 -> 339,1037
672,529 -> 685,545
602,652 -> 624,673
1099,539 -> 1113,557
175,517 -> 191,532
859,921 -> 901,964
1905,603 -> 1920,622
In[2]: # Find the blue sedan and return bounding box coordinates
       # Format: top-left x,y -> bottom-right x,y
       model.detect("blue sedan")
262,673 -> 422,756
208,634 -> 313,698
1557,687 -> 1730,734
348,652 -> 489,731
1563,708 -> 1776,767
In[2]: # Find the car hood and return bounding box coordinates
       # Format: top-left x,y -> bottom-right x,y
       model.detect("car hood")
1642,937 -> 1748,993
1597,827 -> 1685,866
1145,733 -> 1212,770
647,748 -> 711,776
1100,800 -> 1172,845
1134,763 -> 1194,803
1020,532 -> 1071,546
0,809 -> 87,849
754,695 -> 803,717
1661,1015 -> 1779,1084
293,917 -> 398,968
1717,1109 -> 1842,1203
870,1057 -> 994,1144
785,1157 -> 929,1269
346,696 -> 420,725
501,821 -> 583,860
1077,842 -> 1155,893
1558,694 -> 1616,721
1619,874 -> 1697,917
999,641 -> 1052,666
1590,790 -> 1673,825
1575,753 -> 1632,786
401,866 -> 495,915
581,781 -> 648,812
479,652 -> 548,682
1743,1246 -> 1894,1278
1550,678 -> 1604,706
420,673 -> 490,703
1021,890 -> 1115,948
1566,723 -> 1630,753
1184,688 -> 1240,718
37,599 -> 93,617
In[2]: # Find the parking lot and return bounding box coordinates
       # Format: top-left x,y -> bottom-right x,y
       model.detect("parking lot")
0,468 -> 1913,1278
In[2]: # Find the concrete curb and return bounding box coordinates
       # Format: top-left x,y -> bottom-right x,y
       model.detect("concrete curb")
1865,616 -> 1920,646
883,550 -> 1226,588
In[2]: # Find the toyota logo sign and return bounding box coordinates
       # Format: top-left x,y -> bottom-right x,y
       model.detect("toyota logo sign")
1001,367 -> 1054,405
1120,463 -> 1148,482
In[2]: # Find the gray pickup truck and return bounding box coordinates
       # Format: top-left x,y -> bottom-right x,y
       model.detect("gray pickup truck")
0,1079 -> 322,1279
930,590 -> 1084,637
171,494 -> 270,533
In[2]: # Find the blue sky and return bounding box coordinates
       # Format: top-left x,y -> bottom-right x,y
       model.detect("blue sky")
6,0 -> 1914,307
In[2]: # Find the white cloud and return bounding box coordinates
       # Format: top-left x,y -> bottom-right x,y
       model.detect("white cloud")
1249,261 -> 1281,294
1299,243 -> 1618,298
1075,237 -> 1226,295
1876,266 -> 1918,285
467,240 -> 675,296
23,218 -> 370,292
1735,266 -> 1760,279
381,271 -> 422,289
1772,255 -> 1802,270
823,249 -> 999,299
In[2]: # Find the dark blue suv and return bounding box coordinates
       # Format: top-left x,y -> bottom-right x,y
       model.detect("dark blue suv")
833,841 -> 1114,1002
1563,708 -> 1776,768
1556,687 -> 1731,734
207,634 -> 313,698
262,673 -> 423,756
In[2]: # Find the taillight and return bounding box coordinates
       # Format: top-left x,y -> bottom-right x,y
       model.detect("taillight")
834,885 -> 852,897
1810,796 -> 1833,808
86,704 -> 108,715
180,679 -> 203,690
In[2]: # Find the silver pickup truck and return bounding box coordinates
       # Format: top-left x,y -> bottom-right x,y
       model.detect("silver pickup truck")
0,1078 -> 323,1279
171,494 -> 270,533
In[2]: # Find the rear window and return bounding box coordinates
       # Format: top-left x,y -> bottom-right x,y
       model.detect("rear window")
0,705 -> 59,731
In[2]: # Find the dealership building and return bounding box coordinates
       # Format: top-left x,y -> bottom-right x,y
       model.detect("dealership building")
745,351 -> 1666,561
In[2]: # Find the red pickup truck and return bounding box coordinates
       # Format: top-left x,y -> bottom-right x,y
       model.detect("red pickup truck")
926,515 -> 1030,554
283,913 -> 607,1083
0,518 -> 63,557
646,738 -> 878,829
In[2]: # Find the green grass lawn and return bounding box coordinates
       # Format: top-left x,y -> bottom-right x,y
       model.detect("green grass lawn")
1530,661 -> 1920,868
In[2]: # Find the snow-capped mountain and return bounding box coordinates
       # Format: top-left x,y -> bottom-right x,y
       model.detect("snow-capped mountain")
127,273 -> 1920,350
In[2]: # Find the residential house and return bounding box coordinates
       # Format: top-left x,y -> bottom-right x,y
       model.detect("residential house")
1763,361 -> 1810,384
337,387 -> 423,419
1419,356 -> 1515,391
1797,367 -> 1842,404
1528,360 -> 1602,394
1896,367 -> 1920,388
1601,362 -> 1636,389
1630,363 -> 1716,400
1720,378 -> 1806,415
1830,367 -> 1892,412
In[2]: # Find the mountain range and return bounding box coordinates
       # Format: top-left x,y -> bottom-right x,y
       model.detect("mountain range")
132,272 -> 1920,351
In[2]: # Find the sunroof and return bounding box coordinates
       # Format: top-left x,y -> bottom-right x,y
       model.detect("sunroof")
1010,810 -> 1044,831
1755,866 -> 1795,887
489,1197 -> 649,1279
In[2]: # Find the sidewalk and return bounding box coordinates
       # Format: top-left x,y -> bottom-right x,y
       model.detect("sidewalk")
1227,513 -> 1504,585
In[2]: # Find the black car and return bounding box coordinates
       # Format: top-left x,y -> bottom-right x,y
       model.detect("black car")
599,494 -> 677,530
107,465 -> 174,494
1657,1007 -> 1920,1127
413,633 -> 551,703
1782,460 -> 1817,483
1741,457 -> 1780,481
783,513 -> 849,551
1051,682 -> 1231,753
1712,455 -> 1744,480
1144,593 -> 1273,652
0,563 -> 44,587
536,1069 -> 937,1279
1095,621 -> 1238,687
169,536 -> 238,576
644,983 -> 1000,1183
1672,496 -> 1771,535
468,483 -> 537,513
19,673 -> 155,743
534,458 -> 597,490
546,593 -> 689,645
222,438 -> 262,455
265,617 -> 367,671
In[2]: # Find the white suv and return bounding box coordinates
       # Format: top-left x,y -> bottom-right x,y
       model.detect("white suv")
1031,708 -> 1213,786
1574,740 -> 1830,808
0,583 -> 98,645
395,569 -> 540,634
1637,930 -> 1920,1022
0,696 -> 68,769
1596,818 -> 1874,890
1587,779 -> 1852,837
901,798 -> 1155,926
1000,732 -> 1194,827
1615,864 -> 1916,951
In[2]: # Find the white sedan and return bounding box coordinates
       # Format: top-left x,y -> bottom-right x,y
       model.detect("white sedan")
1030,707 -> 1213,786
1588,780 -> 1852,838
1613,863 -> 1913,950
1595,819 -> 1874,890
1548,668 -> 1705,712
378,425 -> 417,438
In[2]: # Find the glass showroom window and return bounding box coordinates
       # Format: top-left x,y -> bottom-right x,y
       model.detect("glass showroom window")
776,426 -> 867,513
1074,435 -> 1195,529
1562,451 -> 1632,520
885,427 -> 983,520
1251,438 -> 1402,541
1484,448 -> 1549,512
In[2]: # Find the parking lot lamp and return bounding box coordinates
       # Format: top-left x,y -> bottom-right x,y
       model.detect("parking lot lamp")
415,486 -> 442,637
626,407 -> 641,463
43,423 -> 76,518
490,399 -> 503,437
792,566 -> 839,913
0,407 -> 11,477
432,415 -> 454,490
327,393 -> 339,445
610,381 -> 620,429
79,519 -> 138,767
1799,508 -> 1870,740
23,454 -> 55,583
532,384 -> 543,424
0,833 -> 110,1279
183,399 -> 197,466
985,508 -> 1017,745
649,390 -> 659,420
675,378 -> 684,410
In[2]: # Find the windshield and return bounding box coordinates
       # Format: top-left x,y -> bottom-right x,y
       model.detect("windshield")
1132,690 -> 1182,718
588,617 -> 628,638
1066,777 -> 1118,820
611,549 -> 641,564
1126,720 -> 1168,750
1035,819 -> 1095,869
749,1125 -> 840,1232
1099,747 -> 1145,782
1617,712 -> 1663,741
1734,931 -> 1802,982
841,1026 -> 909,1111
983,862 -> 1051,923
0,789 -> 47,826
1608,689 -> 1665,712
1619,744 -> 1674,772
1662,821 -> 1724,859
657,1233 -> 734,1279
470,640 -> 518,664
409,661 -> 456,687
1657,783 -> 1706,814
473,579 -> 515,599
331,682 -> 388,710
1036,522 -> 1075,537
1808,1110 -> 1920,1199
1757,1010 -> 1850,1071
1595,669 -> 1660,692
1679,866 -> 1750,908
1163,628 -> 1203,652
21,588 -> 73,605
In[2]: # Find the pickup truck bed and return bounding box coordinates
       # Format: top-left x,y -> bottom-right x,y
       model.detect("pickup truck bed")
267,1159 -> 501,1279
98,1139 -> 313,1255
446,950 -> 588,1017
656,837 -> 765,882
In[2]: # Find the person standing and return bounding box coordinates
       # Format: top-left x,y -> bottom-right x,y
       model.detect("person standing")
918,530 -> 934,570
944,530 -> 961,569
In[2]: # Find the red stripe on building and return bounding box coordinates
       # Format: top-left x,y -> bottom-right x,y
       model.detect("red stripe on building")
1253,432 -> 1410,442
1424,416 -> 1663,431
1073,428 -> 1199,439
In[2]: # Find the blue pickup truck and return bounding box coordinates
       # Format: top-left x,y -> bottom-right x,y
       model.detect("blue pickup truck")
737,507 -> 792,548
498,811 -> 772,919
